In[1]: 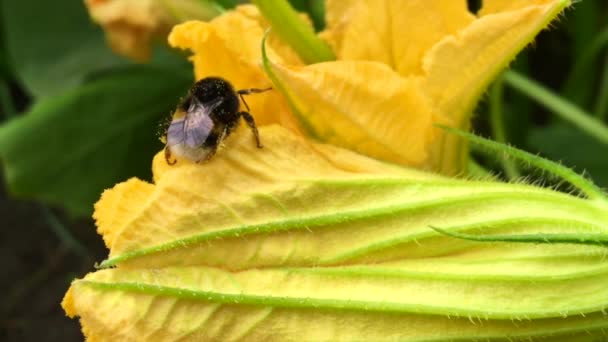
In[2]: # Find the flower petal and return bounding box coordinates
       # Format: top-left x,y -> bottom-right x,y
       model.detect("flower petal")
168,5 -> 301,127
265,59 -> 439,166
322,0 -> 475,77
85,0 -> 174,61
480,0 -> 562,15
420,0 -> 569,173
96,125 -> 430,267
94,178 -> 155,249
64,260 -> 608,340
91,125 -> 607,272
421,0 -> 570,126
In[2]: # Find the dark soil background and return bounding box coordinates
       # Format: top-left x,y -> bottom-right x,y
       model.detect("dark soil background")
0,178 -> 106,341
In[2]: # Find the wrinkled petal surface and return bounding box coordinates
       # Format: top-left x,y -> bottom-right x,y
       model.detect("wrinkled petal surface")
322,0 -> 474,77
421,0 -> 570,126
266,59 -> 441,166
317,0 -> 570,173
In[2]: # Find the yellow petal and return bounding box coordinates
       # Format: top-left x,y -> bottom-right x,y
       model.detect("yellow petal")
64,260 -> 608,340
322,0 -> 474,77
421,0 -> 570,126
93,178 -> 154,249
420,0 -> 569,173
96,125 -> 432,268
90,125 -> 607,272
266,59 -> 440,166
480,0 -> 561,14
168,5 -> 301,128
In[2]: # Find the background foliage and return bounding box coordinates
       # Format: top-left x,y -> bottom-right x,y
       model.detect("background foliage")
0,0 -> 607,340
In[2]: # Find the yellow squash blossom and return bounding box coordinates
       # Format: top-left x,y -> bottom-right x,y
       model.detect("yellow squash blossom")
64,126 -> 608,340
63,1 -> 608,341
271,0 -> 572,174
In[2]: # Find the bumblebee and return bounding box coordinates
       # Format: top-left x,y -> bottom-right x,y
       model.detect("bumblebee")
161,77 -> 271,165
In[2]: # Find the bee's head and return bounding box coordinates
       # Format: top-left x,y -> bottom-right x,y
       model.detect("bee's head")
191,77 -> 235,103
179,77 -> 238,113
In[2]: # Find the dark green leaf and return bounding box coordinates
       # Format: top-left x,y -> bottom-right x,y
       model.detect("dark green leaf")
0,66 -> 193,217
528,122 -> 608,187
0,3 -> 10,80
0,0 -> 126,97
561,0 -> 603,108
212,0 -> 238,10
288,0 -> 325,32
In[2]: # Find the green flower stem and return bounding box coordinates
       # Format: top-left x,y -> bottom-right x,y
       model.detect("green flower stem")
504,70 -> 608,145
489,75 -> 521,180
441,125 -> 606,201
562,26 -> 608,106
261,30 -> 321,139
594,55 -> 608,121
252,0 -> 335,64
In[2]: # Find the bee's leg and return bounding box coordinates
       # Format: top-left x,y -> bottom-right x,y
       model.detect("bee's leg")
239,111 -> 263,148
237,87 -> 272,112
165,146 -> 177,165
197,127 -> 226,163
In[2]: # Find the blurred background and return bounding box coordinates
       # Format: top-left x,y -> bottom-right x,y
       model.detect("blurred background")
1,0 -> 607,340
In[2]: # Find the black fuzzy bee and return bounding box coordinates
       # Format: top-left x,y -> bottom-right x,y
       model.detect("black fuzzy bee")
161,77 -> 271,165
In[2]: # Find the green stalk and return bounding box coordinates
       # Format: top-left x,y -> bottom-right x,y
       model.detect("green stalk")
562,27 -> 608,106
440,125 -> 606,201
41,206 -> 89,258
252,0 -> 335,64
489,75 -> 521,180
504,71 -> 608,145
594,55 -> 608,121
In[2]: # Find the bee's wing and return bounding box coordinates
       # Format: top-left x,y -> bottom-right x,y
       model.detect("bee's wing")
183,108 -> 214,147
183,98 -> 223,148
166,119 -> 186,146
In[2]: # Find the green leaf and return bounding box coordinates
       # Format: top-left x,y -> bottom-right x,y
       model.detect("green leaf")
288,0 -> 326,31
0,0 -> 126,97
0,65 -> 193,217
529,122 -> 608,188
212,0 -> 238,10
0,3 -> 12,80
